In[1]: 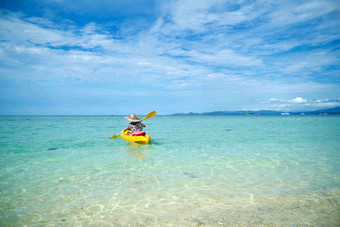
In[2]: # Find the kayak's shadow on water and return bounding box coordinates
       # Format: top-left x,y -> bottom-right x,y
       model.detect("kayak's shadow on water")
147,140 -> 164,145
122,142 -> 152,161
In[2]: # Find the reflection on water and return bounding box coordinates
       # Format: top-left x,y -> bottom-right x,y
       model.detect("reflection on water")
123,142 -> 151,161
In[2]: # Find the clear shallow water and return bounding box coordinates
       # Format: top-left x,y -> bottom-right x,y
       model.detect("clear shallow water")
0,115 -> 339,225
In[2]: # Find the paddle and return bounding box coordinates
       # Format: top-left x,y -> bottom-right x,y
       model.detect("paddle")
142,110 -> 157,121
110,111 -> 157,139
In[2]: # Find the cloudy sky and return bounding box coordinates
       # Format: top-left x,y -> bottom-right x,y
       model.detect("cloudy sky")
0,0 -> 339,115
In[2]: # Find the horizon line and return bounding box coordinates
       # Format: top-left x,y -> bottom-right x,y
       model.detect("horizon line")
0,105 -> 339,116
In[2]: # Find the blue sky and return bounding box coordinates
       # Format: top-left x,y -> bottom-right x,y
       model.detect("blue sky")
0,0 -> 339,115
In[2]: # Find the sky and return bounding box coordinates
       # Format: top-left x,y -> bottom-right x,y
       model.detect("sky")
0,0 -> 339,115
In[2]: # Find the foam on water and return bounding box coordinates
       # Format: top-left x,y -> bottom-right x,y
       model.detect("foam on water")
0,115 -> 339,225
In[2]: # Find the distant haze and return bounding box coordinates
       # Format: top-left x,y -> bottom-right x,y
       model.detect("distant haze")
172,106 -> 340,116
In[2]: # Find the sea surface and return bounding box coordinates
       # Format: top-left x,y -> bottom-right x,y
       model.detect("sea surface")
0,115 -> 339,226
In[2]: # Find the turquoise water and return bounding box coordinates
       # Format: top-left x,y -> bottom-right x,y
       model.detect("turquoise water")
0,115 -> 339,225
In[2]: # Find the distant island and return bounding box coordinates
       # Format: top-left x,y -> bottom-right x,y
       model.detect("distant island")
172,106 -> 340,116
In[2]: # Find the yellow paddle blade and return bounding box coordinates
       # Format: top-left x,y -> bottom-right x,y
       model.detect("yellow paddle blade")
109,134 -> 119,139
142,111 -> 157,121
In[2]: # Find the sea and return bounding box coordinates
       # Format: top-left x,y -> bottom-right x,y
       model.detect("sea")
0,115 -> 339,226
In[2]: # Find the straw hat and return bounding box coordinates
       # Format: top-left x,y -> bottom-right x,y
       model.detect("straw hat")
125,113 -> 142,122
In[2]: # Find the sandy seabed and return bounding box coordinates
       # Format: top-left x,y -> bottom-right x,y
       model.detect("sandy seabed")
7,190 -> 339,226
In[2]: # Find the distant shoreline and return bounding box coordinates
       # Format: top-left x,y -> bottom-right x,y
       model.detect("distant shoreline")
0,106 -> 339,116
172,106 -> 340,116
171,112 -> 340,116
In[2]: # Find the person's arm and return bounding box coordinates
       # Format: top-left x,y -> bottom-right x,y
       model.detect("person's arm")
124,124 -> 131,131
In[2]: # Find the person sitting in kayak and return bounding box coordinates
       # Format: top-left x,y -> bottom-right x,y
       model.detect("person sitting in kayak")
123,113 -> 146,136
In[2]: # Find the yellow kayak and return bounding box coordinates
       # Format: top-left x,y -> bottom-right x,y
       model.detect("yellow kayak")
120,130 -> 151,144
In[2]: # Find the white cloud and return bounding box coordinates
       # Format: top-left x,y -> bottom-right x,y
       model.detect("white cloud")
264,97 -> 340,111
282,51 -> 340,74
185,49 -> 262,67
0,8 -> 263,86
269,0 -> 339,26
289,97 -> 307,104
168,0 -> 260,31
